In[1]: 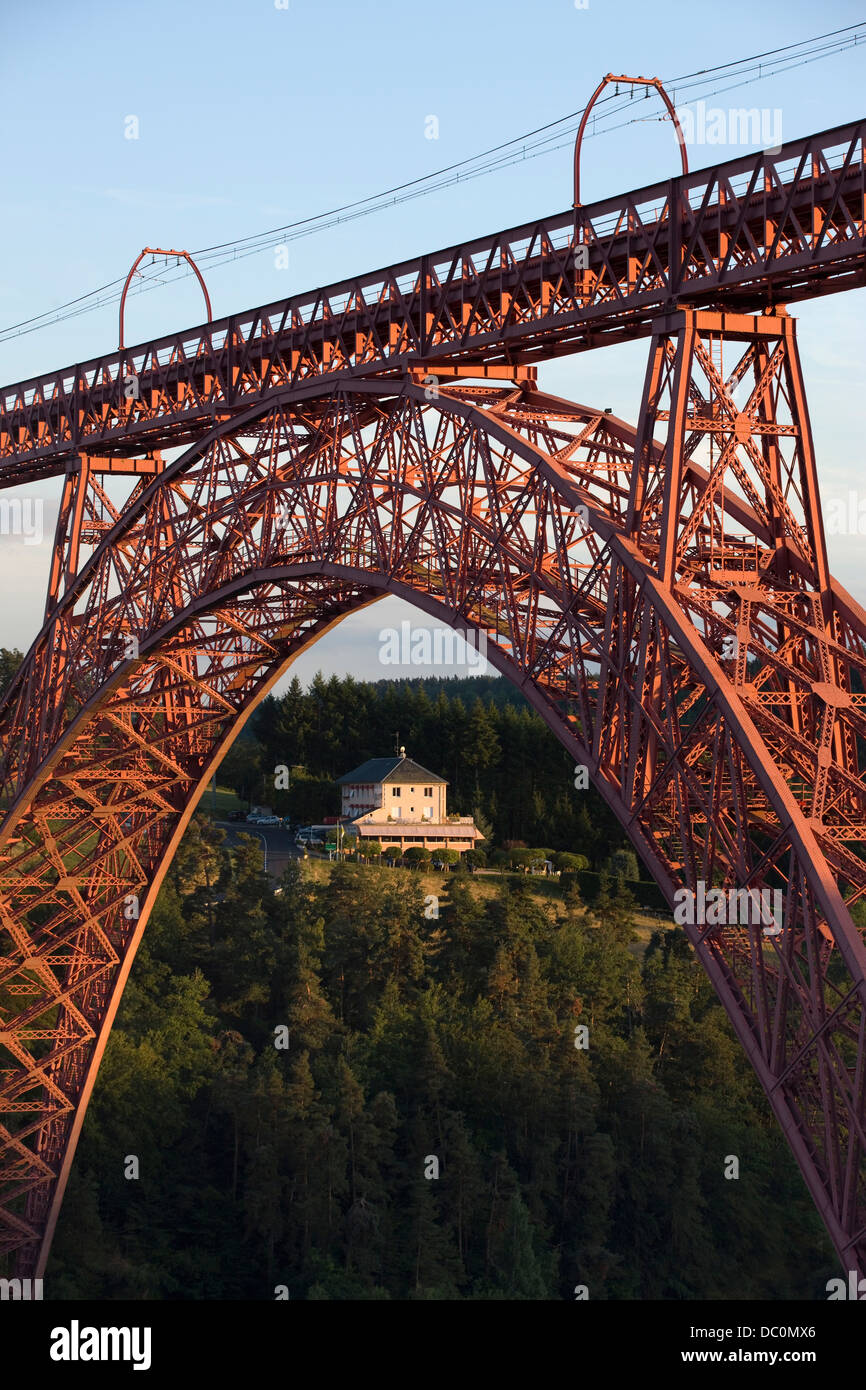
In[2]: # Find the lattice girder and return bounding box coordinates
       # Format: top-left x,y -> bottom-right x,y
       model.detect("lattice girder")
0,368 -> 865,1281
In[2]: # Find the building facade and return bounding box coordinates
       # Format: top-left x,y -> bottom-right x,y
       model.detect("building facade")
336,752 -> 481,856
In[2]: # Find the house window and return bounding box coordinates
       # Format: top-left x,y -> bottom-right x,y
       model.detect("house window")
424,786 -> 432,797
392,787 -> 400,797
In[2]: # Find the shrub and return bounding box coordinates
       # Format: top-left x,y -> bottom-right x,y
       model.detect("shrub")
553,852 -> 589,873
404,847 -> 432,868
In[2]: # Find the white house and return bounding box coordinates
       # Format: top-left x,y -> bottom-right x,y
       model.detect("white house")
336,751 -> 481,856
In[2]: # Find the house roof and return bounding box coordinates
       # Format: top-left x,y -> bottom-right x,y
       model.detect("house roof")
337,755 -> 447,787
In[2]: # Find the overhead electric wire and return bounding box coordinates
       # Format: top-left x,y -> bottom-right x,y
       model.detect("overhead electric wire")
5,25 -> 861,338
2,21 -> 863,347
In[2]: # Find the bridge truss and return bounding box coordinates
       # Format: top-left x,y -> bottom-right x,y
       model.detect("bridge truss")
1,119 -> 866,1281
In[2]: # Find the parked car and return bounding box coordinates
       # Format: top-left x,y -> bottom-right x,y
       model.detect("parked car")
295,827 -> 325,847
257,816 -> 280,825
227,810 -> 246,822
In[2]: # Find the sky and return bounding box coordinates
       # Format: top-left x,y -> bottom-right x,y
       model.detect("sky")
0,0 -> 863,686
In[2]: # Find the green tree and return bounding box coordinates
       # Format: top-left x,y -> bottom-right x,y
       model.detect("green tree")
405,846 -> 431,869
0,646 -> 23,700
607,847 -> 640,881
554,851 -> 589,873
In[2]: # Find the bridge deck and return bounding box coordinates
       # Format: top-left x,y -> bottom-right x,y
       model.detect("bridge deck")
0,119 -> 863,484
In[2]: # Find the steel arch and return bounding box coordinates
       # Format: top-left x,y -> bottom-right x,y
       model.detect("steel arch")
1,372 -> 866,1283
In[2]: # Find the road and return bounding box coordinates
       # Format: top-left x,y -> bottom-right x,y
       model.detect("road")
214,821 -> 304,882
